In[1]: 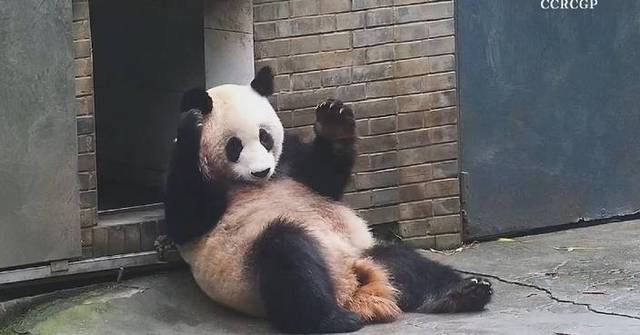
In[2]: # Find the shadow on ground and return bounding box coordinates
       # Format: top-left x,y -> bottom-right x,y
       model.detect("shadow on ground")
2,220 -> 640,334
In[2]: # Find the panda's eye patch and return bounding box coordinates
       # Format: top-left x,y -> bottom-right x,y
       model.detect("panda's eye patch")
259,128 -> 274,151
225,137 -> 243,162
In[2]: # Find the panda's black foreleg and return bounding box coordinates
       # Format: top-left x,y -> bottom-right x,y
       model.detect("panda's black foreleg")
366,244 -> 492,313
165,107 -> 228,245
165,109 -> 206,244
282,99 -> 356,201
250,220 -> 363,334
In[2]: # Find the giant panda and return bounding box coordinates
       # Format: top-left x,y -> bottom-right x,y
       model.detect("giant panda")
165,67 -> 493,334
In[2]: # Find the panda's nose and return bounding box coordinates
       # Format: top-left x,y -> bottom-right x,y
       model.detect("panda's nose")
251,168 -> 271,178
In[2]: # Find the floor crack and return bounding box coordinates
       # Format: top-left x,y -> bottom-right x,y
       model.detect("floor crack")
457,269 -> 640,321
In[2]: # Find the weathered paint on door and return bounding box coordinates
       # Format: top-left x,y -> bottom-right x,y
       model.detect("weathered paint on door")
0,0 -> 80,268
457,0 -> 640,238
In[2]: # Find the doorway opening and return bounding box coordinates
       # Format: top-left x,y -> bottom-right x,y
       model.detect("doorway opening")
89,0 -> 205,211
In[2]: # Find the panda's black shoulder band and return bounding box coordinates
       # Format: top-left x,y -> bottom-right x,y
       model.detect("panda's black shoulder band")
181,88 -> 213,114
251,66 -> 274,96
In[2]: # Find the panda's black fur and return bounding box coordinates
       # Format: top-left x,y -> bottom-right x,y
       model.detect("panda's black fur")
165,67 -> 492,334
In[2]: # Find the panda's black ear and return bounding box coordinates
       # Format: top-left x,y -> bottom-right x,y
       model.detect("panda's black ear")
251,66 -> 274,97
181,88 -> 212,114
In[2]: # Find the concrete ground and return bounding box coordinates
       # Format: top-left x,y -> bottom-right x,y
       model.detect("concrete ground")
2,220 -> 640,335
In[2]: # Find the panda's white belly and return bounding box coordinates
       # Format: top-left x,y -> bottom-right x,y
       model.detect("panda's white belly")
179,179 -> 374,317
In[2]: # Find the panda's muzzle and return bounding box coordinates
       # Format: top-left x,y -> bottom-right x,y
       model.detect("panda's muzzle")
251,168 -> 271,179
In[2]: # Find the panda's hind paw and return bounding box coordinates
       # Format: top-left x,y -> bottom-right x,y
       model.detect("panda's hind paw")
419,276 -> 493,314
454,277 -> 493,311
461,277 -> 493,295
314,99 -> 356,141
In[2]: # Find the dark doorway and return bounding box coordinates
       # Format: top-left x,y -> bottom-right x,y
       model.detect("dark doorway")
90,0 -> 205,210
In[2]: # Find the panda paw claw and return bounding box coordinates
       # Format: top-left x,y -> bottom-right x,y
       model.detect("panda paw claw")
314,99 -> 356,141
458,277 -> 494,301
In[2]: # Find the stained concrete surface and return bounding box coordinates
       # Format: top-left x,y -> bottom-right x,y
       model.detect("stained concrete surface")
2,220 -> 640,334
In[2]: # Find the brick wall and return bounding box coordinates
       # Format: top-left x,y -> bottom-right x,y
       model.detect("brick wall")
253,0 -> 462,249
73,0 -> 98,257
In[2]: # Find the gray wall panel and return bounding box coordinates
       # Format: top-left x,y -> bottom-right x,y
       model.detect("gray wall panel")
458,0 -> 640,238
0,0 -> 80,267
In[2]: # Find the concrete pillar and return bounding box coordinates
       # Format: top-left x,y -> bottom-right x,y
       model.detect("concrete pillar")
203,0 -> 254,89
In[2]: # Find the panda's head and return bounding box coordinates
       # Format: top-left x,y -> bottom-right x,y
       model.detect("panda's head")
187,67 -> 283,183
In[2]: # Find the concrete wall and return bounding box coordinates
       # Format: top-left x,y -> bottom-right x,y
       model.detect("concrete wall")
253,0 -> 461,249
204,0 -> 255,87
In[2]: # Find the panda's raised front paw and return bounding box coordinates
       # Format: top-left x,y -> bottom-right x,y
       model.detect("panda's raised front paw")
177,109 -> 204,144
314,99 -> 356,141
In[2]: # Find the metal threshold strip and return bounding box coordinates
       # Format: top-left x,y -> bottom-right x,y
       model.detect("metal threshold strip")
0,251 -> 179,286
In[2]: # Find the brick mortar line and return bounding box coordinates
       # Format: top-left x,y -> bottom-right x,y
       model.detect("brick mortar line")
254,5 -> 454,23
275,86 -> 455,100
257,58 -> 456,76
394,156 -> 460,168
353,36 -> 455,47
255,49 -> 455,63
273,81 -> 456,99
353,167 -> 456,175
255,32 -> 454,44
255,32 -> 454,43
253,23 -> 454,41
398,198 -> 457,206
392,177 -> 460,188
357,128 -> 455,137
283,124 -> 456,136
279,68 -> 457,80
352,156 -> 458,168
254,0 -> 453,6
354,166 -> 402,175
254,14 -> 452,23
265,71 -> 456,89
395,142 -> 458,151
345,190 -> 459,199
350,182 -> 460,194
261,61 -> 455,78
255,13 -> 454,25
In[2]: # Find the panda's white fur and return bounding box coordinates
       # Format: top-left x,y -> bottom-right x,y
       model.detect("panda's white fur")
179,84 -> 401,322
198,84 -> 284,183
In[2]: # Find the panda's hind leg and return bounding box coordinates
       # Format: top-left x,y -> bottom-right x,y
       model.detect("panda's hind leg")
366,244 -> 492,313
249,219 -> 363,334
418,276 -> 493,313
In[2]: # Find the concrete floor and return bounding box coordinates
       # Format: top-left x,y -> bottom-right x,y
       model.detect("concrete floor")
2,220 -> 640,335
